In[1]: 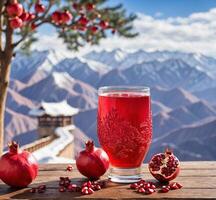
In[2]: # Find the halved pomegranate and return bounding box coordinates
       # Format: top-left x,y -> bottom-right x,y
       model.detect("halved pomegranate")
148,149 -> 180,182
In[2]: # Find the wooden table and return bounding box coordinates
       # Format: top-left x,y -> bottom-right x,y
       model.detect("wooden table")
0,162 -> 216,199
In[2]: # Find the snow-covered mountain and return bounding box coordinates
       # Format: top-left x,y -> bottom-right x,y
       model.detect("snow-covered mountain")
20,72 -> 98,109
85,49 -> 216,78
99,59 -> 216,91
4,48 -> 216,161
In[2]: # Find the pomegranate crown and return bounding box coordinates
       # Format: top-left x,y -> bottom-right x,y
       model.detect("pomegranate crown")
8,141 -> 19,154
165,148 -> 173,156
85,140 -> 94,152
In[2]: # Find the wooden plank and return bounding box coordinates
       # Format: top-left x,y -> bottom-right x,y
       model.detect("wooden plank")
36,169 -> 216,177
1,162 -> 216,199
38,162 -> 216,171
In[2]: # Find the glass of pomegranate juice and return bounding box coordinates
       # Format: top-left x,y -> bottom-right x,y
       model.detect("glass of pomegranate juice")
97,86 -> 152,183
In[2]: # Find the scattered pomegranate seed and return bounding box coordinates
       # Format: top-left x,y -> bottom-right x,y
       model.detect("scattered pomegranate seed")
138,187 -> 146,193
169,182 -> 179,190
29,188 -> 36,193
59,180 -> 65,186
94,184 -> 101,190
88,188 -> 94,194
160,185 -> 170,193
66,165 -> 73,171
38,189 -> 45,193
59,186 -> 66,192
38,184 -> 46,190
145,188 -> 155,195
150,184 -> 156,189
176,182 -> 183,189
67,184 -> 77,192
130,183 -> 138,189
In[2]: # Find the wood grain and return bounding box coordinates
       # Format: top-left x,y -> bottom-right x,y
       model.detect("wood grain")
0,162 -> 216,199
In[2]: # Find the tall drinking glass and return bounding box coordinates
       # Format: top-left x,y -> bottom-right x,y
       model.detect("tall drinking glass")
97,86 -> 152,183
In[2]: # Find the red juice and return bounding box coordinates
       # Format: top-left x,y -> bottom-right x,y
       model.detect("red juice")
98,92 -> 152,168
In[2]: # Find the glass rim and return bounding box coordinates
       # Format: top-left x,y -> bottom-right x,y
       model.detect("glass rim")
98,86 -> 150,95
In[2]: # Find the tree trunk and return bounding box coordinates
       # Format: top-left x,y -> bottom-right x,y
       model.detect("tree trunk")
0,24 -> 13,155
0,78 -> 8,155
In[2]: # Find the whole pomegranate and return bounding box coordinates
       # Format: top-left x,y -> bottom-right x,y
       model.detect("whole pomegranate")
148,149 -> 180,182
0,141 -> 38,188
6,1 -> 23,17
9,17 -> 23,29
76,141 -> 109,180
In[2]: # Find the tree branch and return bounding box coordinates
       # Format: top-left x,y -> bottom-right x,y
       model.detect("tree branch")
0,0 -> 4,52
13,1 -> 54,48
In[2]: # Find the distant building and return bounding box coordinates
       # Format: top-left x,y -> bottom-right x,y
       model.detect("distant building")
27,101 -> 80,162
29,101 -> 79,138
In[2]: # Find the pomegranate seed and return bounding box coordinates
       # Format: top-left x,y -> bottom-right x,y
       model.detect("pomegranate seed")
38,189 -> 45,193
93,184 -> 101,191
38,184 -> 46,190
81,187 -> 89,195
130,183 -> 138,189
145,188 -> 155,195
66,165 -> 73,171
137,179 -> 145,184
160,186 -> 170,193
64,180 -> 71,186
170,182 -> 179,190
29,188 -> 36,193
67,184 -> 77,192
150,184 -> 156,189
59,186 -> 66,192
88,188 -> 94,194
176,182 -> 183,189
138,187 -> 145,193
59,180 -> 65,186
82,182 -> 89,188
144,183 -> 151,189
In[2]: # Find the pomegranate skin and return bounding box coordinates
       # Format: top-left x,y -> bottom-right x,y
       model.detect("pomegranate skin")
0,143 -> 38,188
150,168 -> 180,182
76,141 -> 109,179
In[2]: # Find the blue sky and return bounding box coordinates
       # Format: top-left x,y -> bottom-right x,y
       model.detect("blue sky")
108,0 -> 216,17
35,1 -> 216,57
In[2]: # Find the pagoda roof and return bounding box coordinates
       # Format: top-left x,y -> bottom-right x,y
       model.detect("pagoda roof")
29,101 -> 79,117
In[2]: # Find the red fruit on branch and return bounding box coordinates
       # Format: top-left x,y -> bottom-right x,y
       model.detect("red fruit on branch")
148,149 -> 180,182
20,12 -> 29,21
76,140 -> 109,179
9,17 -> 23,29
7,2 -> 23,17
31,23 -> 37,31
61,11 -> 73,24
89,26 -> 98,33
78,16 -> 88,26
0,141 -> 38,187
86,3 -> 95,11
51,11 -> 62,24
99,20 -> 109,29
72,3 -> 79,10
27,13 -> 36,21
35,3 -> 46,13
